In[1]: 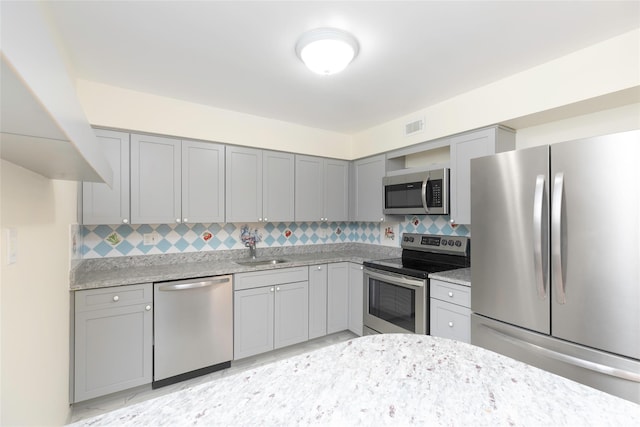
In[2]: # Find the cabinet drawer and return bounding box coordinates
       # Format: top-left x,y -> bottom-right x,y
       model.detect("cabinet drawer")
430,298 -> 471,343
235,267 -> 308,291
430,279 -> 470,308
75,283 -> 152,312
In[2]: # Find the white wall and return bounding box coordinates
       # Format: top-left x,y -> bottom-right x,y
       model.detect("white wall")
352,29 -> 640,159
515,103 -> 640,149
76,80 -> 352,159
0,160 -> 76,426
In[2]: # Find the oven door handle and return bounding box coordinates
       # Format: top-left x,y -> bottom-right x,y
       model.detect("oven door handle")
365,269 -> 425,288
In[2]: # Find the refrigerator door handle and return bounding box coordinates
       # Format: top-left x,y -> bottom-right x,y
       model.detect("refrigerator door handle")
552,172 -> 566,304
486,325 -> 640,383
533,174 -> 547,299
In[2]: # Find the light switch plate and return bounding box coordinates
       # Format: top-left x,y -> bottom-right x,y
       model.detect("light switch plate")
6,228 -> 17,264
143,232 -> 159,245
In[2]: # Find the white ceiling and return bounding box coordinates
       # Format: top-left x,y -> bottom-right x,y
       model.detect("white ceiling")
42,1 -> 640,134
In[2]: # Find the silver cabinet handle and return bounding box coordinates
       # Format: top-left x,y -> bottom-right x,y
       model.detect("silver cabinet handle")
533,174 -> 547,299
158,276 -> 231,291
122,218 -> 129,224
551,172 -> 566,304
176,218 -> 181,223
448,292 -> 454,297
113,295 -> 119,302
183,218 -> 188,223
448,322 -> 454,327
317,266 -> 322,270
270,287 -> 275,292
145,305 -> 151,311
276,287 -> 280,291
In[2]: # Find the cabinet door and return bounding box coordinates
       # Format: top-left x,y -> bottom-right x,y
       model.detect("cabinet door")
74,302 -> 152,402
308,264 -> 328,339
263,150 -> 294,222
181,140 -> 225,223
295,155 -> 324,222
430,298 -> 471,343
327,262 -> 349,334
348,263 -> 364,336
449,129 -> 494,225
353,154 -> 386,222
234,286 -> 274,359
82,129 -> 130,225
274,281 -> 309,349
324,159 -> 349,222
226,146 -> 262,222
130,134 -> 181,224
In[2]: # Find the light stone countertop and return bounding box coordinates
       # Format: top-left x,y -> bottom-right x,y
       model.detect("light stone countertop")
67,334 -> 640,426
70,243 -> 400,290
429,267 -> 471,286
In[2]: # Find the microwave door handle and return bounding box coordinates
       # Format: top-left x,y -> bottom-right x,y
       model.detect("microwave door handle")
421,176 -> 430,213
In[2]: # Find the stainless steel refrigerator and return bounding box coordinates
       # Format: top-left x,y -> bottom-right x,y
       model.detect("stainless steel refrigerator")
470,130 -> 640,403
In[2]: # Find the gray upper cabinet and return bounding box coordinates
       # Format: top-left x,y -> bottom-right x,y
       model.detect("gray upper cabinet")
263,150 -> 295,222
449,126 -> 515,225
352,154 -> 386,222
82,129 -> 130,225
131,134 -> 225,224
226,147 -> 294,223
131,134 -> 181,224
324,159 -> 349,221
181,140 -> 225,223
295,155 -> 349,222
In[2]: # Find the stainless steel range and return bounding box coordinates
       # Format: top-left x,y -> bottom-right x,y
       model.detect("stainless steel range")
363,233 -> 470,335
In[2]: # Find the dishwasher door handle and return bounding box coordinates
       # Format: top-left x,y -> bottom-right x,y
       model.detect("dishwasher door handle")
157,276 -> 231,291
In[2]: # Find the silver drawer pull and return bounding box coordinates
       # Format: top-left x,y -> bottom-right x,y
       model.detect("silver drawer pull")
448,322 -> 454,327
145,305 -> 151,311
448,292 -> 454,297
113,295 -> 119,302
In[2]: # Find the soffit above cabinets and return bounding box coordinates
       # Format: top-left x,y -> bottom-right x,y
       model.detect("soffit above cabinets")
0,1 -> 112,184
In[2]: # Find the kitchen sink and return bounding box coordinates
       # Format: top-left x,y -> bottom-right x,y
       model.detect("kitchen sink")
234,259 -> 290,266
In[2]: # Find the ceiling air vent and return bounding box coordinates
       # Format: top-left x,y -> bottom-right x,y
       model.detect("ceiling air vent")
404,118 -> 424,136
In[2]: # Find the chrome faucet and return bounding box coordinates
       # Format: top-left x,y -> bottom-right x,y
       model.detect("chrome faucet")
248,241 -> 257,259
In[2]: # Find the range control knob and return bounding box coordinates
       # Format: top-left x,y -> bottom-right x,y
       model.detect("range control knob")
441,240 -> 447,246
448,239 -> 455,246
455,241 -> 462,247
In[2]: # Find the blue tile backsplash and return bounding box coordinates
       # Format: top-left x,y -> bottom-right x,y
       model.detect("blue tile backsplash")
80,215 -> 470,258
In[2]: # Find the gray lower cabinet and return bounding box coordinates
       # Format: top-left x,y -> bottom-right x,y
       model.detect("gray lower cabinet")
348,263 -> 364,336
308,264 -> 328,339
234,267 -> 309,360
73,283 -> 152,403
327,262 -> 349,334
429,279 -> 471,343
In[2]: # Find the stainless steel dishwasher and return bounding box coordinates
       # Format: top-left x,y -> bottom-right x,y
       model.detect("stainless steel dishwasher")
153,275 -> 233,388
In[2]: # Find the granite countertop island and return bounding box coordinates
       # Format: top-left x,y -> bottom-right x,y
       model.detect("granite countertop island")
71,243 -> 400,290
68,334 -> 639,426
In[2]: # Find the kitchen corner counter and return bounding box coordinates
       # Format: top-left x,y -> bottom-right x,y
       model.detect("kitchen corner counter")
70,243 -> 400,290
68,334 -> 640,426
429,267 -> 471,286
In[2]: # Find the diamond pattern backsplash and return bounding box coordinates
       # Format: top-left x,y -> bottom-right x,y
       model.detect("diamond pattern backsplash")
80,215 -> 469,258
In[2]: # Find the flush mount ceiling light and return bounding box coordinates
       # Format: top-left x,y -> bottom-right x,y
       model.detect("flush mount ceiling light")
295,28 -> 359,76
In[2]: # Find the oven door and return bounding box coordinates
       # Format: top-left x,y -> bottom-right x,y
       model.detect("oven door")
363,268 -> 427,334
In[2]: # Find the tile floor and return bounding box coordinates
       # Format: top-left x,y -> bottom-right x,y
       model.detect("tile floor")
69,331 -> 357,424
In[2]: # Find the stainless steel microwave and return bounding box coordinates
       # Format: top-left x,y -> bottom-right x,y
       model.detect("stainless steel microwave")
382,168 -> 449,215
